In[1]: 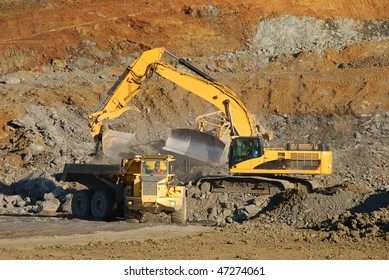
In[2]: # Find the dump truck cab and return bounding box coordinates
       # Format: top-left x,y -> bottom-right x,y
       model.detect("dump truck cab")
122,155 -> 186,222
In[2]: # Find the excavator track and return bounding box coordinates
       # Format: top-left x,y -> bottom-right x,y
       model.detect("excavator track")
195,175 -> 316,195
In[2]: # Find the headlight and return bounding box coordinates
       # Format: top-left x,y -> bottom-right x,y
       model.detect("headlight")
128,201 -> 133,206
169,201 -> 176,206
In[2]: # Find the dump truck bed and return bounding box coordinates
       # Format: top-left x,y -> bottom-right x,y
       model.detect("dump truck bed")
62,163 -> 122,192
62,163 -> 121,178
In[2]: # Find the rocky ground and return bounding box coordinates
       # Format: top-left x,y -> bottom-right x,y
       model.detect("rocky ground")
0,0 -> 388,260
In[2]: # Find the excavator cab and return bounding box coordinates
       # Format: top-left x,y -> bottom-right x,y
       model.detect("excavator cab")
228,137 -> 264,168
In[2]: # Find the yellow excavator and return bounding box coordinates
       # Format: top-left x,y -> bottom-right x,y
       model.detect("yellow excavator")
89,48 -> 332,181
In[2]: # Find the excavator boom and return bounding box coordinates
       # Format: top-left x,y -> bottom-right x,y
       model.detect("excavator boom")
89,48 -> 255,162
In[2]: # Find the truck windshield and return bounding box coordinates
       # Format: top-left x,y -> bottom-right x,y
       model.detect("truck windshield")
142,159 -> 168,175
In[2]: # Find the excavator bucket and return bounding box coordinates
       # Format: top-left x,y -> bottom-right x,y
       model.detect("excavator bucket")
102,128 -> 135,158
163,128 -> 226,164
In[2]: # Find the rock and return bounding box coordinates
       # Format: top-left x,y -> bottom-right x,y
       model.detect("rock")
41,194 -> 61,212
3,194 -> 25,207
205,64 -> 218,72
208,207 -> 218,220
60,193 -> 73,213
328,232 -> 340,243
67,57 -> 95,70
91,48 -> 112,59
215,217 -> 226,227
0,76 -> 22,84
253,197 -> 269,207
118,56 -> 132,65
22,151 -> 33,161
221,208 -> 232,218
35,120 -> 50,131
382,124 -> 389,133
51,59 -> 68,68
8,119 -> 25,128
10,116 -> 36,130
82,40 -> 96,47
2,201 -> 15,211
44,192 -> 55,201
243,204 -> 261,217
25,204 -> 42,213
236,208 -> 250,221
28,143 -> 45,155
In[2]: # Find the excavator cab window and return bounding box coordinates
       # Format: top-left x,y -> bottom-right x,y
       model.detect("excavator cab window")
229,137 -> 264,167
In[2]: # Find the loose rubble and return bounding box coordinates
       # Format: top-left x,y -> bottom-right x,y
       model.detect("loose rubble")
0,172 -> 71,215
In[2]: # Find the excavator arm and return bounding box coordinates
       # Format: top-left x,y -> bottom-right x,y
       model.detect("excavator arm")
90,47 -> 255,138
89,48 -> 256,161
89,48 -> 165,138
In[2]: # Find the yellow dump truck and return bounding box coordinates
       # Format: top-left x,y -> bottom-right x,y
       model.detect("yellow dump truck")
62,154 -> 186,223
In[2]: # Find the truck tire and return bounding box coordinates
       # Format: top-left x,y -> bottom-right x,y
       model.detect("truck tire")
171,195 -> 187,224
71,190 -> 92,218
90,190 -> 114,220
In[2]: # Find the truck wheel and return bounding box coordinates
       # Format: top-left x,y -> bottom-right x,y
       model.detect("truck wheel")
71,190 -> 92,218
91,190 -> 114,220
171,195 -> 187,224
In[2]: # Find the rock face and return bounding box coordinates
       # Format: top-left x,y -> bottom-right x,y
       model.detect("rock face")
253,15 -> 389,55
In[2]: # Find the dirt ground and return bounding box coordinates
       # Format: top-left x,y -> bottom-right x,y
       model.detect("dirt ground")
0,0 -> 388,260
0,213 -> 388,260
